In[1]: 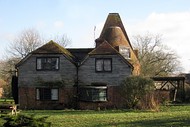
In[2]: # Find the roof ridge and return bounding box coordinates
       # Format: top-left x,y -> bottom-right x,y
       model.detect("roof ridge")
32,40 -> 75,60
89,40 -> 119,55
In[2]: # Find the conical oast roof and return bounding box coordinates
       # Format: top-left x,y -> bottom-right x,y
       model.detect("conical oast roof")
100,13 -> 131,47
103,26 -> 130,48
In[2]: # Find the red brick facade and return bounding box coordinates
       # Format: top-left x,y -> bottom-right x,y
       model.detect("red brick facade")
19,87 -> 76,109
19,86 -> 126,110
78,86 -> 126,110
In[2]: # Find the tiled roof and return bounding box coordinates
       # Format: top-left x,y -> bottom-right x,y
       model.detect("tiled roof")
102,26 -> 131,48
16,41 -> 75,67
89,41 -> 119,55
100,13 -> 131,47
32,40 -> 73,57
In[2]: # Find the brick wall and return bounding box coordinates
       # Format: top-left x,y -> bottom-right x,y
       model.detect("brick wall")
19,87 -> 76,109
78,86 -> 126,110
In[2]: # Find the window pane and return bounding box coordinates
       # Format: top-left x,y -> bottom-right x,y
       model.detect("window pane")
99,89 -> 107,101
92,89 -> 99,101
120,47 -> 130,59
42,88 -> 51,100
96,59 -> 103,71
104,59 -> 111,71
55,58 -> 59,69
44,58 -> 52,70
36,89 -> 40,100
51,89 -> 58,100
37,59 -> 42,70
51,58 -> 55,69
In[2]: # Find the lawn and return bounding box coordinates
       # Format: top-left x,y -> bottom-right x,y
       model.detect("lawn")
0,104 -> 190,127
0,98 -> 14,103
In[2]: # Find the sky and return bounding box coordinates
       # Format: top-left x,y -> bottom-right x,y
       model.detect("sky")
0,0 -> 190,72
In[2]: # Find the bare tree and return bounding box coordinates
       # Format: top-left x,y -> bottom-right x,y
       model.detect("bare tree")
53,34 -> 71,47
1,29 -> 44,98
133,33 -> 181,76
0,57 -> 20,77
7,28 -> 44,59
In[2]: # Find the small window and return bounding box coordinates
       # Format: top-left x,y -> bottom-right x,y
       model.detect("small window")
36,88 -> 58,101
119,47 -> 130,59
95,58 -> 112,72
36,57 -> 59,71
79,86 -> 107,102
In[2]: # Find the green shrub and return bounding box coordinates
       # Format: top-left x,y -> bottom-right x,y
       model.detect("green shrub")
120,76 -> 157,109
1,114 -> 51,127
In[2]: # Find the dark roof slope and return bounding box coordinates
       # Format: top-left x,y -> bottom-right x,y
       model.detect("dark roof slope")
32,40 -> 73,57
67,48 -> 93,62
16,41 -> 75,67
89,41 -> 119,55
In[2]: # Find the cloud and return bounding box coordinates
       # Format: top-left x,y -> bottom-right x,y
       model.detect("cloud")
127,12 -> 190,73
54,21 -> 64,29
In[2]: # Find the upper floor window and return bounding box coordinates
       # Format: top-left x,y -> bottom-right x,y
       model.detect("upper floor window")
36,57 -> 59,71
95,58 -> 112,72
119,46 -> 130,59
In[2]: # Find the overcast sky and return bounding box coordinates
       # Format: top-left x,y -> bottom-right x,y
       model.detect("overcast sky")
0,0 -> 190,72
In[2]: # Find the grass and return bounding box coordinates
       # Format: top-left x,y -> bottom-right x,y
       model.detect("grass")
0,105 -> 190,127
0,98 -> 14,104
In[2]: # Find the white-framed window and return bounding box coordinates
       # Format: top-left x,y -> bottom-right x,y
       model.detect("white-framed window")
36,88 -> 58,101
36,57 -> 59,70
95,58 -> 112,72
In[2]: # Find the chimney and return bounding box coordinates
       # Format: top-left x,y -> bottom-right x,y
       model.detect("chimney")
95,38 -> 105,48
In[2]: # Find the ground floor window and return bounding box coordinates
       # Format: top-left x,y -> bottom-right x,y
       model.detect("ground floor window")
79,86 -> 107,102
36,88 -> 58,101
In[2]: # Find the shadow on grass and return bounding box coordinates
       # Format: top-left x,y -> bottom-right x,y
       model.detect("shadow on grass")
92,116 -> 190,127
22,109 -> 150,116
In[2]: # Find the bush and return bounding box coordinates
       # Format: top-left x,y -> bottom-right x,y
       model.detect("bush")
1,114 -> 51,127
120,76 -> 158,109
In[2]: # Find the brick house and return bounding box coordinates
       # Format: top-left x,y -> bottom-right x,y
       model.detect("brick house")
15,13 -> 140,109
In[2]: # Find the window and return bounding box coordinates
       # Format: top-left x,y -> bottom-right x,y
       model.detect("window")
36,57 -> 59,70
36,88 -> 58,101
119,47 -> 130,59
79,86 -> 107,102
95,58 -> 112,72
